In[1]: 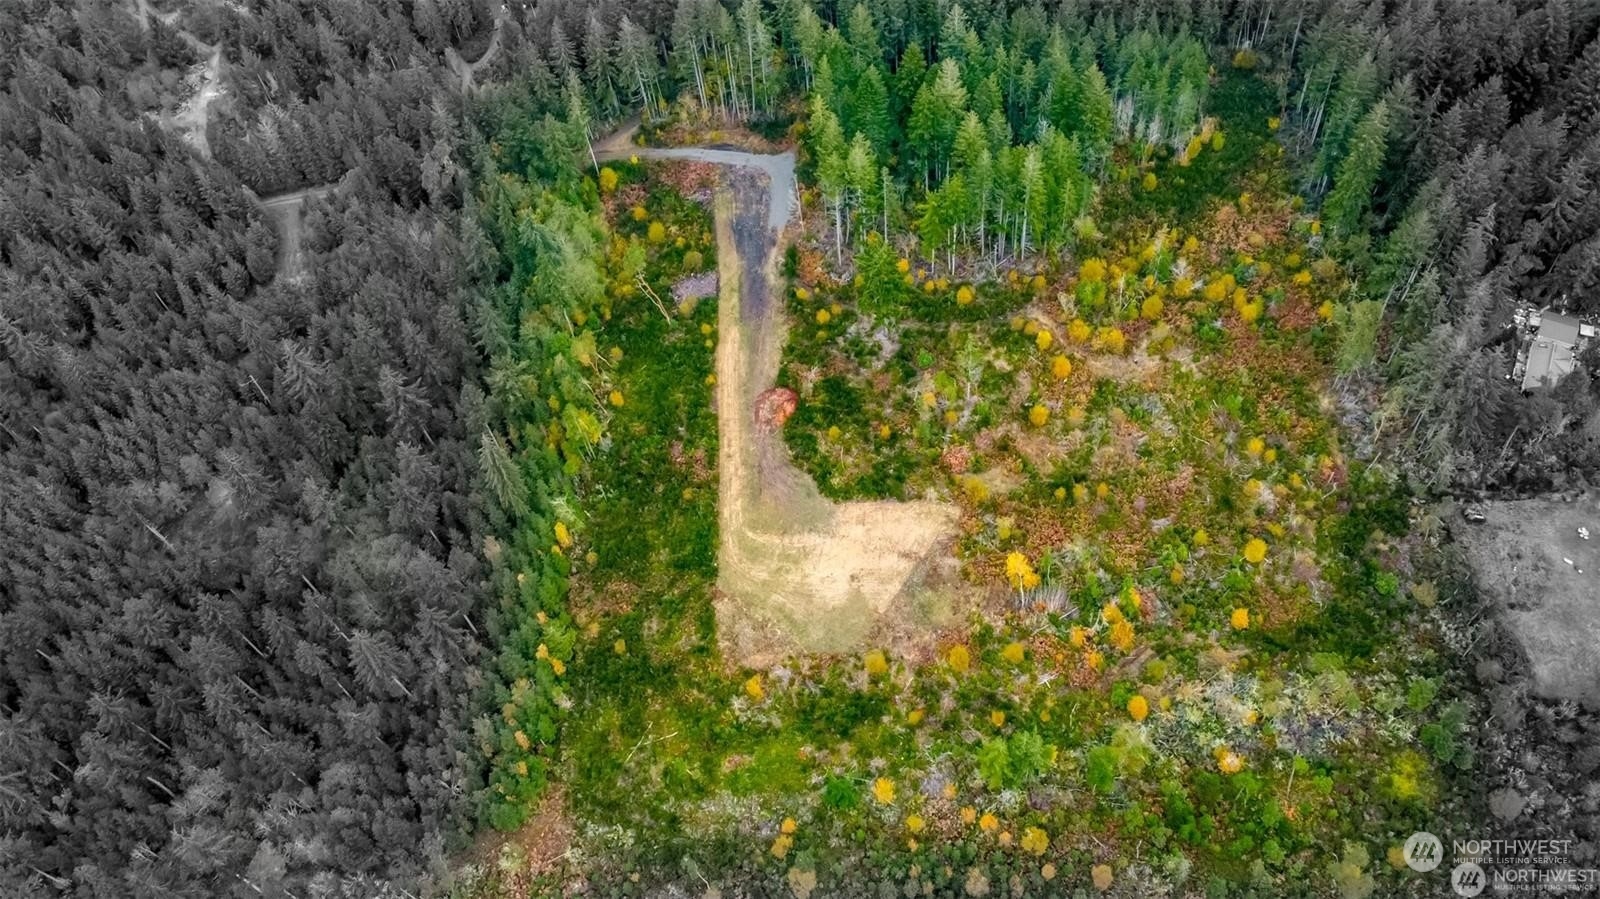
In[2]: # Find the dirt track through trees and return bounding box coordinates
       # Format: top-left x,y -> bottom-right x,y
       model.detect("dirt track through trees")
256,182 -> 340,282
445,3 -> 508,93
130,0 -> 225,159
598,129 -> 957,662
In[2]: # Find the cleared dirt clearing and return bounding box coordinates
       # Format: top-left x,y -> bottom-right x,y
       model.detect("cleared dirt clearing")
598,132 -> 957,663
1454,494 -> 1600,702
709,180 -> 957,663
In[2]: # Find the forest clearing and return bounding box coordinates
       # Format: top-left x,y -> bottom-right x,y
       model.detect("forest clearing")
464,62 -> 1483,899
1453,494 -> 1600,701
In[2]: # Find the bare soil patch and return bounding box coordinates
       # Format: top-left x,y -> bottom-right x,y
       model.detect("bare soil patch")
166,46 -> 222,159
594,124 -> 960,663
703,182 -> 959,665
1453,493 -> 1600,701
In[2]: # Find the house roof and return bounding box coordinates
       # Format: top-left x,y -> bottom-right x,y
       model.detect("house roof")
1539,312 -> 1581,346
1523,336 -> 1577,390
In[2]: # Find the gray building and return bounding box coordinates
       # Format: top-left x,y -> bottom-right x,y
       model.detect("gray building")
1521,312 -> 1587,391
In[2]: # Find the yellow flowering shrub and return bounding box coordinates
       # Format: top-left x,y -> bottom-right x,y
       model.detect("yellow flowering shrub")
1078,258 -> 1107,282
1001,642 -> 1025,664
864,649 -> 889,676
872,777 -> 895,804
956,285 -> 974,305
745,674 -> 765,700
947,644 -> 971,673
1005,552 -> 1041,589
1028,404 -> 1049,427
1127,695 -> 1150,721
1387,845 -> 1409,870
1035,329 -> 1053,351
1093,326 -> 1127,354
598,166 -> 618,193
1051,355 -> 1073,380
1243,537 -> 1268,564
1216,748 -> 1244,774
1231,607 -> 1251,630
1021,827 -> 1050,855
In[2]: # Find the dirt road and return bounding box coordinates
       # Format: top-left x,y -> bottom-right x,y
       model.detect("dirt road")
445,3 -> 509,93
129,0 -> 225,159
598,130 -> 956,661
255,181 -> 342,282
169,45 -> 222,159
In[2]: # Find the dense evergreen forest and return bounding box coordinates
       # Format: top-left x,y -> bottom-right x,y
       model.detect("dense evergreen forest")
2,0 -> 1599,897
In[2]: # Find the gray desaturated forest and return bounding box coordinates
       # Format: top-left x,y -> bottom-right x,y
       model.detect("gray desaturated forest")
3,1 -> 1600,897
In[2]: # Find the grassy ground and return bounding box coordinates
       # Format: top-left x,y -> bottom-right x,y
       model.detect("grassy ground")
462,72 -> 1479,899
1451,494 -> 1600,701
